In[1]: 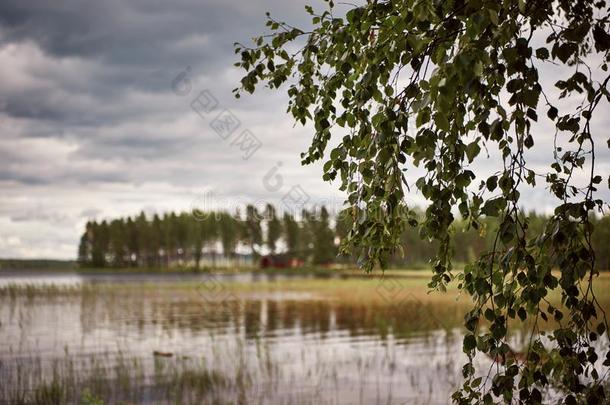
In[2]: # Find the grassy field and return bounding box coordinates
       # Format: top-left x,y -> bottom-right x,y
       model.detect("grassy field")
3,268 -> 609,300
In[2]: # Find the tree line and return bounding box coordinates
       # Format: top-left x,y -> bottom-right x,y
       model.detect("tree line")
78,204 -> 337,268
78,205 -> 610,270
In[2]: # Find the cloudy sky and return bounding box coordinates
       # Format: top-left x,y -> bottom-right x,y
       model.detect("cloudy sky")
0,0 -> 608,259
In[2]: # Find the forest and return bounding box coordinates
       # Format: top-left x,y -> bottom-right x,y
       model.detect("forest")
78,204 -> 610,270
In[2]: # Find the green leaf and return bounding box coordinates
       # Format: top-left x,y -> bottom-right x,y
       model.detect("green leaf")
465,142 -> 480,163
500,218 -> 515,244
486,176 -> 498,192
556,42 -> 577,63
463,334 -> 477,352
536,47 -> 549,60
434,113 -> 450,132
488,10 -> 499,26
593,25 -> 610,52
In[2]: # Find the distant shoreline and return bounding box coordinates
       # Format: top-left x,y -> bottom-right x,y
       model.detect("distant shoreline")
0,258 -> 77,271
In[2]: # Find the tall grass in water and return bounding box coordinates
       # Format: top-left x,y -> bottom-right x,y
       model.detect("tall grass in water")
0,339 -> 459,405
0,353 -> 234,405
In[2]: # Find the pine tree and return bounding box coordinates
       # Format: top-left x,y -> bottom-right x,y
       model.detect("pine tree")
265,203 -> 282,253
283,212 -> 300,258
244,205 -> 262,256
312,206 -> 335,265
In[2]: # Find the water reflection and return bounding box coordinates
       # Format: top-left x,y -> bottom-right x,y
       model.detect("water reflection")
0,275 -> 485,404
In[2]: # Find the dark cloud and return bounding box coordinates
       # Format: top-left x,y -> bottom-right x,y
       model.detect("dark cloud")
0,0 -> 314,128
0,0 -> 310,68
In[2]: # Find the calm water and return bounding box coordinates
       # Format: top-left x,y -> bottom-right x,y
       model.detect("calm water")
0,270 -> 318,287
0,272 -> 543,404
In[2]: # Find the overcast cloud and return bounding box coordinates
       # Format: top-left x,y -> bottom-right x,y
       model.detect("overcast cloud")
0,0 -> 608,259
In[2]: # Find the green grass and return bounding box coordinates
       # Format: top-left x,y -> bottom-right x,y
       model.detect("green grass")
1,352 -> 236,405
2,269 -> 609,302
59,264 -> 441,275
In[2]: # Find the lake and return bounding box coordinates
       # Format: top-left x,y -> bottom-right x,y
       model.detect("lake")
1,270 -> 608,404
